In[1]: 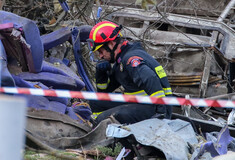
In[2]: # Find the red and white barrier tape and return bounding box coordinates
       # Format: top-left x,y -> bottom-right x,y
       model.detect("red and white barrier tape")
0,87 -> 234,108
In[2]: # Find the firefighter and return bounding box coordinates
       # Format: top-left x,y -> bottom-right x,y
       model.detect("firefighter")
87,21 -> 173,124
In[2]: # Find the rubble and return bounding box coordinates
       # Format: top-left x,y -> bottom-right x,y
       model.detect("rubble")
1,0 -> 235,159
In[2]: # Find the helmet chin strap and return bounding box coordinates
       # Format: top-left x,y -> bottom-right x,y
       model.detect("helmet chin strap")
103,38 -> 121,63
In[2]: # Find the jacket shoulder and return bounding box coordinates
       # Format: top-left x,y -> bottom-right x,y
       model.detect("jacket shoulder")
122,43 -> 146,65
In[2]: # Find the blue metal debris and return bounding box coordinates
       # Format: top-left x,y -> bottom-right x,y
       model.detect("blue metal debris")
0,11 -> 44,73
194,125 -> 233,159
0,10 -> 93,123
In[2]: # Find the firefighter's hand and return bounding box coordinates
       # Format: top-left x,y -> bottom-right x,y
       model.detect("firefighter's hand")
96,60 -> 111,72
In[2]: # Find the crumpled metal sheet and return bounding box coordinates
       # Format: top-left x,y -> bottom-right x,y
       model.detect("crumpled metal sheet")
106,118 -> 198,160
26,109 -> 119,150
26,108 -> 91,149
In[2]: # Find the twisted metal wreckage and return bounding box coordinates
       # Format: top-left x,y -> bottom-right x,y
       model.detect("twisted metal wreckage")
2,0 -> 235,159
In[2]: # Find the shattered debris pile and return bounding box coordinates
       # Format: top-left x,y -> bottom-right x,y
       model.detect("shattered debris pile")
102,4 -> 235,98
1,0 -> 235,159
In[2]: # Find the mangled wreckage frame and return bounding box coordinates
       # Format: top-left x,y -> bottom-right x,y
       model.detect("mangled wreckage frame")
2,1 -> 235,159
102,5 -> 235,98
0,10 -> 105,151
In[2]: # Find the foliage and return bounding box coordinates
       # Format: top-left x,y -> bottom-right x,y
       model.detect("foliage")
24,149 -> 78,160
96,143 -> 123,157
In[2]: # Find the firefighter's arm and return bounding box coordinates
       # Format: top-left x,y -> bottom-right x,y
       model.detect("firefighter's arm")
125,56 -> 172,119
95,61 -> 120,92
125,58 -> 165,98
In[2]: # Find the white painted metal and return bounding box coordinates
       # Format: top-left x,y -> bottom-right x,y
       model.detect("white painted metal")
0,95 -> 27,160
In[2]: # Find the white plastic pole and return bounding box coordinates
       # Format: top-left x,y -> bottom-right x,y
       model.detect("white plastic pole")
0,95 -> 27,160
217,0 -> 235,22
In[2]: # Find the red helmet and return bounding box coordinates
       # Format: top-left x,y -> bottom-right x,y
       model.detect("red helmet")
87,21 -> 122,52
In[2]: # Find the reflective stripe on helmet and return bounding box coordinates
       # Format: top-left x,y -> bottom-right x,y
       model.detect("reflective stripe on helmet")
88,21 -> 122,52
93,23 -> 117,41
93,44 -> 104,52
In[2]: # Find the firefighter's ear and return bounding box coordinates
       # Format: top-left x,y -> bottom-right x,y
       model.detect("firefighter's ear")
108,40 -> 116,49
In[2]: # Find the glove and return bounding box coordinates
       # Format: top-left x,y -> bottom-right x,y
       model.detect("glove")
95,61 -> 111,86
96,60 -> 111,73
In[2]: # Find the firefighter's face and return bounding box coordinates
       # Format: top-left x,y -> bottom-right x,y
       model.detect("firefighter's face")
97,47 -> 111,61
97,41 -> 116,61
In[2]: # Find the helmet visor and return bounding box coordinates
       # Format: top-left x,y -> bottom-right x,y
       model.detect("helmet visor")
87,39 -> 95,51
87,39 -> 105,52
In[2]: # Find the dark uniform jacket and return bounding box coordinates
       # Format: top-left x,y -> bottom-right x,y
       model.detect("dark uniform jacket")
96,42 -> 172,98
